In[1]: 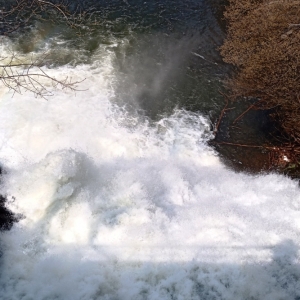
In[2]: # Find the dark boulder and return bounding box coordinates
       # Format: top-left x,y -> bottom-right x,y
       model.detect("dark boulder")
0,168 -> 16,231
0,194 -> 16,231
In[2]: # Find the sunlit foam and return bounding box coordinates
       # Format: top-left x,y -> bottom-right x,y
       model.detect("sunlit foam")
0,38 -> 300,300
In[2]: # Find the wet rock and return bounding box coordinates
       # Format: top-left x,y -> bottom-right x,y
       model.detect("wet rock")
0,194 -> 15,231
0,168 -> 16,231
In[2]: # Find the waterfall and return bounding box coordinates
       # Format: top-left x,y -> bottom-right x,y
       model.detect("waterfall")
0,1 -> 299,299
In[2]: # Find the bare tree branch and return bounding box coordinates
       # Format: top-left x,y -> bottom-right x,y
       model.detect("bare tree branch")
0,0 -> 91,97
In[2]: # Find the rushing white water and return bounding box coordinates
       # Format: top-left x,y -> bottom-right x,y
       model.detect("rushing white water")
0,39 -> 300,300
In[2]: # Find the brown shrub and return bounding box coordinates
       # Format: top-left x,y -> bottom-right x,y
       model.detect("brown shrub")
220,0 -> 300,143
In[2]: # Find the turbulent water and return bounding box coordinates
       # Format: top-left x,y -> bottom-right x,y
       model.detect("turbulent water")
0,1 -> 300,299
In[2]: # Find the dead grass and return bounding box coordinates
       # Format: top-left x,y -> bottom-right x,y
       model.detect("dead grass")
220,0 -> 300,173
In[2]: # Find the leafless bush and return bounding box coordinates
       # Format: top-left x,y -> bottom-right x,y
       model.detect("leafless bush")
0,51 -> 84,97
0,0 -> 90,97
220,0 -> 300,173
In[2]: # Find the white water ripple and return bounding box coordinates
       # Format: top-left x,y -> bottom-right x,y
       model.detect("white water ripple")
0,50 -> 299,300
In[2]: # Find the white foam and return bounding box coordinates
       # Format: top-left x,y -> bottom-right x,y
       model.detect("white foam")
0,46 -> 300,300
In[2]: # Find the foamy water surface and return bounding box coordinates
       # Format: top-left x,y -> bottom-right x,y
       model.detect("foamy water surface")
0,33 -> 300,300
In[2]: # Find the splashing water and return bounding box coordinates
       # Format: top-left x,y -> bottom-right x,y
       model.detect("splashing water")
0,6 -> 300,300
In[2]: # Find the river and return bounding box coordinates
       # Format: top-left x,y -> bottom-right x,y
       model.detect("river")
0,1 -> 299,299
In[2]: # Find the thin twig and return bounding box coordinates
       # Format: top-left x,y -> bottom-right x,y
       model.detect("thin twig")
232,102 -> 258,124
214,91 -> 229,135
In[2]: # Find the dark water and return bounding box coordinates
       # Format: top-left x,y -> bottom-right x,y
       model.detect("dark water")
11,0 -> 228,120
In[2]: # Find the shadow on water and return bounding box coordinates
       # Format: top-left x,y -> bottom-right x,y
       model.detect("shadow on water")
211,99 -> 279,174
0,151 -> 299,298
0,236 -> 299,299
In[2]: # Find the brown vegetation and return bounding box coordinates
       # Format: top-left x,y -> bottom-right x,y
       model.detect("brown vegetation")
219,0 -> 300,174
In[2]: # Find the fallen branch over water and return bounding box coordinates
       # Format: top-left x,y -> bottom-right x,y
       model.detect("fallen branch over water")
213,92 -> 229,135
0,0 -> 97,97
